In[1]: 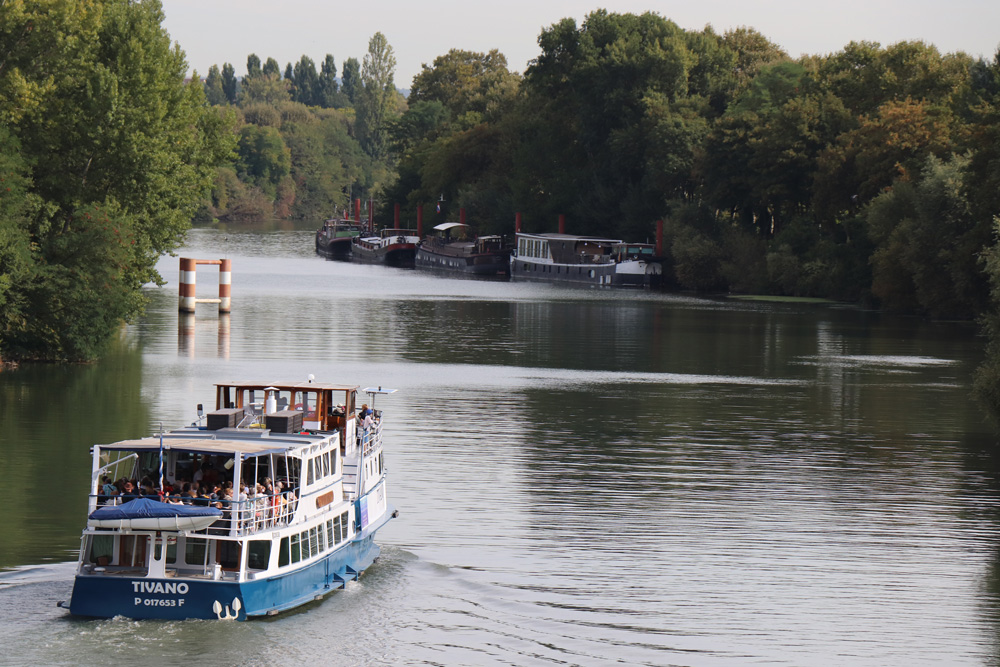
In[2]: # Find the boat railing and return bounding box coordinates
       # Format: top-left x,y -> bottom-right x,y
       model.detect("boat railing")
359,419 -> 383,458
87,491 -> 301,538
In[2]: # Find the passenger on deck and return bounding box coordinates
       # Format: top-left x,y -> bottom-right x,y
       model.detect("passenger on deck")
120,479 -> 137,502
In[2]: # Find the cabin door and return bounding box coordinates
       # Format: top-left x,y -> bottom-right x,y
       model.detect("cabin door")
119,535 -> 148,568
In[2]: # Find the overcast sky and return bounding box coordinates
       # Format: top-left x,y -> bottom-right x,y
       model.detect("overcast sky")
161,0 -> 1000,86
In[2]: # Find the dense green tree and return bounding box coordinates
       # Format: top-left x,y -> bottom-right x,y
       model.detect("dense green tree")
516,10 -> 714,236
813,97 -> 954,223
239,72 -> 291,106
263,57 -> 281,78
721,27 -> 789,91
293,55 -> 320,106
318,54 -> 341,107
357,32 -> 398,160
246,53 -> 262,79
701,62 -> 852,236
221,62 -> 237,103
865,155 -> 988,318
409,49 -> 519,125
0,0 -> 235,360
0,129 -> 37,357
341,57 -> 361,104
204,64 -> 227,105
237,125 -> 291,195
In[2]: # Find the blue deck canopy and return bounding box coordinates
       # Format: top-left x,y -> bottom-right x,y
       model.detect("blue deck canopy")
89,497 -> 222,521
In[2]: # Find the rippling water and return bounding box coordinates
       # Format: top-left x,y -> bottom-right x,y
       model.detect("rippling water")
2,222 -> 999,666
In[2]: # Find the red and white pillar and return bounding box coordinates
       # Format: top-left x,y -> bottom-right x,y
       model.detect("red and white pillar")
179,257 -> 198,313
219,258 -> 232,313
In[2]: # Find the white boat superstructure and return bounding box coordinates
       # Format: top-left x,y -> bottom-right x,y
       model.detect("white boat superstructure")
60,381 -> 397,621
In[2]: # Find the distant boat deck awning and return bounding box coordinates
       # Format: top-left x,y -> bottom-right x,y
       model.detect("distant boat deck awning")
362,387 -> 397,395
432,222 -> 467,232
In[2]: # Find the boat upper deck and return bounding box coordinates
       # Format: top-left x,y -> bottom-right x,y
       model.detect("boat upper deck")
97,428 -> 330,457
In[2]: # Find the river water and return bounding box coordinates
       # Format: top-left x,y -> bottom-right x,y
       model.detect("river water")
1,222 -> 999,666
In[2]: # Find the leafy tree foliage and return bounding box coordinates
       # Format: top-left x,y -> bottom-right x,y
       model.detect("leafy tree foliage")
246,53 -> 262,79
341,57 -> 360,104
221,62 -> 237,103
263,57 -> 281,78
0,0 -> 235,360
292,55 -> 320,106
410,49 -> 520,126
357,32 -> 399,160
237,125 -> 291,195
204,64 -> 227,105
318,54 -> 343,107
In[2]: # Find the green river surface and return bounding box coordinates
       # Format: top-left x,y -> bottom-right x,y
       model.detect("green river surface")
1,221 -> 999,666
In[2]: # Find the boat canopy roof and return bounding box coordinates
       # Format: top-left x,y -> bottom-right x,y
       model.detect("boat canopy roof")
97,435 -> 309,457
433,222 -> 467,232
215,381 -> 358,392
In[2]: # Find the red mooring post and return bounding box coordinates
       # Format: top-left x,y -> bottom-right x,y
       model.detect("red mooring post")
558,214 -> 566,234
219,259 -> 232,313
368,199 -> 374,233
394,203 -> 401,227
515,212 -> 522,234
417,205 -> 424,238
460,208 -> 466,225
354,198 -> 361,222
656,220 -> 664,256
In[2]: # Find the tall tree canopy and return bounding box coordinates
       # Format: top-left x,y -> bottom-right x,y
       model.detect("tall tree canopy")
356,32 -> 398,160
0,0 -> 235,361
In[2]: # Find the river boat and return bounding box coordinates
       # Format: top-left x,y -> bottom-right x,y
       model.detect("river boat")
59,380 -> 397,621
415,222 -> 511,277
510,232 -> 662,287
315,218 -> 365,260
351,228 -> 420,268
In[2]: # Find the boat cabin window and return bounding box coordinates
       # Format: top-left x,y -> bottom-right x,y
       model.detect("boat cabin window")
157,538 -> 178,563
309,526 -> 320,556
247,540 -> 271,570
278,537 -> 290,567
185,538 -> 208,567
218,541 -> 240,570
120,535 -> 147,568
87,535 -> 114,565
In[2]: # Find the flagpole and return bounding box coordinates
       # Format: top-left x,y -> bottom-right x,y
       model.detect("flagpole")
158,422 -> 165,499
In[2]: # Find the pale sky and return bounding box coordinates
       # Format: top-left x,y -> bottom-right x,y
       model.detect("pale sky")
161,1 -> 1000,86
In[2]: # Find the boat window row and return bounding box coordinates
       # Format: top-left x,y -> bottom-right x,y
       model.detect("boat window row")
365,452 -> 385,480
519,262 -> 601,279
277,511 -> 351,568
518,238 -> 550,260
305,449 -> 338,486
86,534 -> 241,572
